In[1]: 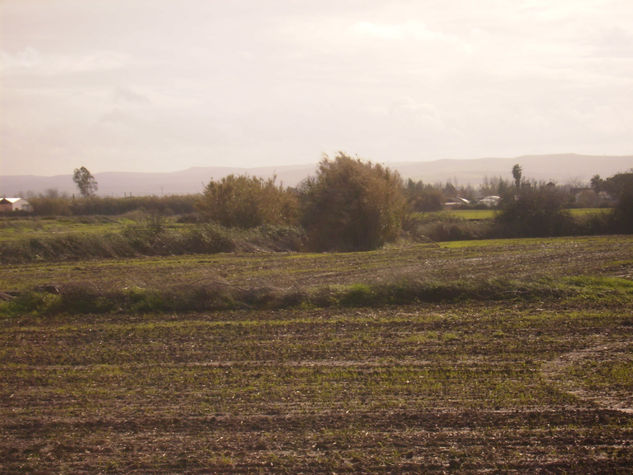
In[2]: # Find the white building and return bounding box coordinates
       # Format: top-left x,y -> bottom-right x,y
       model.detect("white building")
0,197 -> 33,212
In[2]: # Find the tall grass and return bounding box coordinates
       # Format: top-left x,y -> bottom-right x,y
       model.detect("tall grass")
0,223 -> 305,264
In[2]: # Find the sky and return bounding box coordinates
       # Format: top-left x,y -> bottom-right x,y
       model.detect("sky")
1,0 -> 632,176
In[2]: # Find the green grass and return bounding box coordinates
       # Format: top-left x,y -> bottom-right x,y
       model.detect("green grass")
568,207 -> 612,217
417,208 -> 610,222
0,216 -> 141,242
438,234 -> 614,248
412,209 -> 496,221
2,234 -> 632,296
447,209 -> 497,220
0,276 -> 578,317
0,215 -> 200,244
570,359 -> 633,392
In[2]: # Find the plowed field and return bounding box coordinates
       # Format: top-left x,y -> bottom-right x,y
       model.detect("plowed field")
2,235 -> 633,472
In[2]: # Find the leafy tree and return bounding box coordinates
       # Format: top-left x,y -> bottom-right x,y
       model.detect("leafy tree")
512,164 -> 522,189
73,167 -> 98,197
405,179 -> 444,212
299,153 -> 407,251
600,172 -> 633,198
197,174 -> 298,228
602,172 -> 633,232
613,188 -> 633,233
590,174 -> 603,192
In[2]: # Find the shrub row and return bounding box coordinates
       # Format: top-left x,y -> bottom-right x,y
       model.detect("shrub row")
18,169 -> 633,251
28,194 -> 199,217
405,210 -> 622,242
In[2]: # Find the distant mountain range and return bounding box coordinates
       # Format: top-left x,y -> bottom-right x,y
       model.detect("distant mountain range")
2,154 -> 632,197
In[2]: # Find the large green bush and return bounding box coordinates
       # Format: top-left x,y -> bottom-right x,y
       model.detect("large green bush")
197,174 -> 298,228
609,174 -> 633,233
589,172 -> 633,233
299,153 -> 407,251
495,184 -> 573,237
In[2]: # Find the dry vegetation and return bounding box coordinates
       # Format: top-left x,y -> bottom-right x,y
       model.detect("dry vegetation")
2,234 -> 633,472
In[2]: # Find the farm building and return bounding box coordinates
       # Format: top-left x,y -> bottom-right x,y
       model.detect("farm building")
0,197 -> 33,213
478,195 -> 501,208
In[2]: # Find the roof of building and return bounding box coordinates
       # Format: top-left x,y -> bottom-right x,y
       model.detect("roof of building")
1,197 -> 28,203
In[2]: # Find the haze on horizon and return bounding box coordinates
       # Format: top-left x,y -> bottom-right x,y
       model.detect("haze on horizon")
1,0 -> 632,176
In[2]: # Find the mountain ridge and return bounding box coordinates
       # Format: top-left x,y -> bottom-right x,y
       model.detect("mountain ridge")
2,154 -> 632,196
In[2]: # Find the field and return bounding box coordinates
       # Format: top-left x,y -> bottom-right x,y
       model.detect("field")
418,208 -> 610,221
0,216 -> 126,242
2,232 -> 633,472
0,215 -> 186,243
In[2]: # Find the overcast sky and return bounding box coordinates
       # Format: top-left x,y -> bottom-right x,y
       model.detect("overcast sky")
1,0 -> 632,175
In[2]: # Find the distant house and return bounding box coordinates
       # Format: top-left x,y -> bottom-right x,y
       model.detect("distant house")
478,195 -> 501,208
0,197 -> 33,213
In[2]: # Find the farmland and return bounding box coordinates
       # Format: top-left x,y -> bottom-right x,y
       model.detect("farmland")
0,215 -> 185,243
2,232 -> 633,471
417,208 -> 610,221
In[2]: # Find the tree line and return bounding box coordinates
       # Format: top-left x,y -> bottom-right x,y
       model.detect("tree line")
13,154 -> 633,251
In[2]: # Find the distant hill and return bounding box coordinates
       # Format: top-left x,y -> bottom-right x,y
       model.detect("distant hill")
2,154 -> 632,196
391,154 -> 633,185
0,164 -> 318,197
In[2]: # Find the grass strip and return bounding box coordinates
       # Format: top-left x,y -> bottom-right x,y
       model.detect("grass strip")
3,275 -> 630,317
0,224 -> 305,264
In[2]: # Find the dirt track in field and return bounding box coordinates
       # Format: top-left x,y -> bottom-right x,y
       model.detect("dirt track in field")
542,340 -> 633,414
